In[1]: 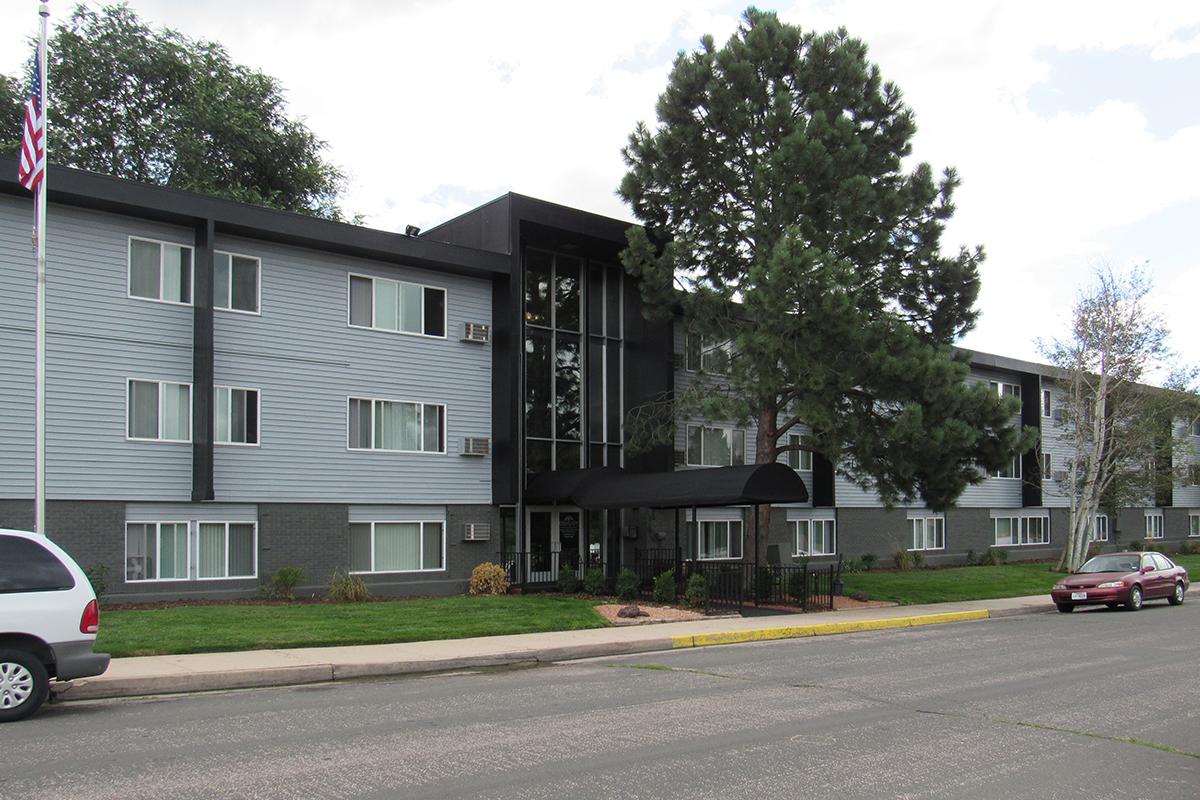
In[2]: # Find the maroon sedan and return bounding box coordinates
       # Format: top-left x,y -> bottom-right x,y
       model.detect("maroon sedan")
1051,551 -> 1189,612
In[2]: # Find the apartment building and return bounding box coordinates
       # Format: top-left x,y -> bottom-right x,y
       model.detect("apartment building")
1,160 -> 1196,600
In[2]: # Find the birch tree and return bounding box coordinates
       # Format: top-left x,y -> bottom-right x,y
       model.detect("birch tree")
1041,266 -> 1198,572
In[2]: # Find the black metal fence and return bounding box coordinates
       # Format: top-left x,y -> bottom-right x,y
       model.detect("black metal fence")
499,550 -> 603,588
634,551 -> 841,613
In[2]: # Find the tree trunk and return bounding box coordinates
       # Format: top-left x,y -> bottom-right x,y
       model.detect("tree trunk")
754,401 -> 778,565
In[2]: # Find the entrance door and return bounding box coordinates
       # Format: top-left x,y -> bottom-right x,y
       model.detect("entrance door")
526,508 -> 583,583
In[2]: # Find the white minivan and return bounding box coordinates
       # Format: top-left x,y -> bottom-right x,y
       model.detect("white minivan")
0,528 -> 110,722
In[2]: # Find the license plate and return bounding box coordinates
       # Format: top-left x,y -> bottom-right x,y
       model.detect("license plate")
1071,591 -> 1087,600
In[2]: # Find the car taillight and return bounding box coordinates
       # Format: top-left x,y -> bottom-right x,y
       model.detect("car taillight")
80,598 -> 99,634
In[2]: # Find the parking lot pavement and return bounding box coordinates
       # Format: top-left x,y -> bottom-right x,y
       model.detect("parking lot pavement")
3,600 -> 1196,799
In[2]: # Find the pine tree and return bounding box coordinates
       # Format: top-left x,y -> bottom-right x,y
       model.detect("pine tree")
618,9 -> 1031,558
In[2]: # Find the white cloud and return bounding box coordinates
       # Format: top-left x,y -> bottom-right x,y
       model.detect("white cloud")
2,0 -> 1198,365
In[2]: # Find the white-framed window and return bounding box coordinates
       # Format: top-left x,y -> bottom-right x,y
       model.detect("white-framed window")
1041,389 -> 1052,417
909,516 -> 945,551
1190,513 -> 1199,537
990,381 -> 1021,400
348,273 -> 446,337
1042,452 -> 1052,478
128,237 -> 193,305
783,433 -> 812,471
684,334 -> 733,374
993,515 -> 1050,546
794,518 -> 836,556
347,397 -> 446,453
1191,419 -> 1200,437
1144,511 -> 1164,540
1091,514 -> 1109,542
990,454 -> 1022,479
350,521 -> 445,573
124,522 -> 189,582
192,522 -> 258,578
214,251 -> 261,314
695,520 -> 743,560
127,379 -> 192,442
685,425 -> 745,466
197,522 -> 258,579
215,386 -> 260,446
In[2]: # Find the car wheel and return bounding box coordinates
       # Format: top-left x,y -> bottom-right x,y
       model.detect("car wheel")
1126,585 -> 1143,611
1056,603 -> 1074,613
1168,582 -> 1185,606
0,649 -> 49,723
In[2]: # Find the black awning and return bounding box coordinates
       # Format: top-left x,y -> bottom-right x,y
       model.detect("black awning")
524,467 -> 624,506
526,463 -> 808,510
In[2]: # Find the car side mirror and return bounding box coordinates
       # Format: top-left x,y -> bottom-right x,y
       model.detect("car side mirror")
1141,565 -> 1155,573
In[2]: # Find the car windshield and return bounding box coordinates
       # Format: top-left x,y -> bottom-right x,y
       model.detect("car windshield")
1077,555 -> 1140,574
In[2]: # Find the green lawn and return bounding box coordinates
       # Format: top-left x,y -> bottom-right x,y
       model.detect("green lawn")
844,553 -> 1200,606
96,595 -> 608,658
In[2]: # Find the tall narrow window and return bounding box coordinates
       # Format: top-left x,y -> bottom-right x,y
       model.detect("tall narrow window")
1042,452 -> 1052,478
127,379 -> 191,442
1041,389 -> 1052,417
214,252 -> 260,313
215,386 -> 259,445
129,238 -> 193,304
784,433 -> 812,471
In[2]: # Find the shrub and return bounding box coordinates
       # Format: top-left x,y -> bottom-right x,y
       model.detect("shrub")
860,553 -> 878,571
558,566 -> 581,594
979,548 -> 1009,566
684,573 -> 707,608
787,571 -> 807,603
469,562 -> 510,595
583,567 -> 608,595
841,557 -> 862,574
328,569 -> 370,602
267,566 -> 304,600
652,569 -> 676,603
1141,541 -> 1159,553
965,549 -> 977,566
1180,540 -> 1200,555
893,549 -> 913,570
615,568 -> 639,602
84,564 -> 108,601
910,551 -> 925,569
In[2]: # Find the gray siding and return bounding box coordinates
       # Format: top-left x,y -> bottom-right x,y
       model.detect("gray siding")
955,367 -> 1025,508
211,233 -> 492,504
0,198 -> 492,505
671,325 -> 759,467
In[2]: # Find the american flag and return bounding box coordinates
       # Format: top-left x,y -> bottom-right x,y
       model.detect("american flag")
18,48 -> 45,193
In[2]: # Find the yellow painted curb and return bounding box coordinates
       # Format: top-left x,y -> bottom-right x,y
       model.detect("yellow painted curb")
671,609 -> 990,649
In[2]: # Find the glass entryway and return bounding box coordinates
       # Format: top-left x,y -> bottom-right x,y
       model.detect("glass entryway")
526,507 -> 583,583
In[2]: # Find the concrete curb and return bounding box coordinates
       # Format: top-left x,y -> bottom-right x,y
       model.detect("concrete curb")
670,609 -> 992,648
65,603 -> 1052,702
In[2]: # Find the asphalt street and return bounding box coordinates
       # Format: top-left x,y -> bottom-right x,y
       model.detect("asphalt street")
2,601 -> 1197,800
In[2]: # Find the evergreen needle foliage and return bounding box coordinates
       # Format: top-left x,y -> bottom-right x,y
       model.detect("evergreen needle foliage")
618,9 -> 1033,558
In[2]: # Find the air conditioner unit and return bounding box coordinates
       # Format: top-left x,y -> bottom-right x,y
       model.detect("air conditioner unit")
462,436 -> 490,456
463,522 -> 490,541
462,322 -> 490,343
1052,470 -> 1069,482
1052,408 -> 1068,424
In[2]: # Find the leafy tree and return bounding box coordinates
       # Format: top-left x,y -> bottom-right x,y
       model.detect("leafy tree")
0,75 -> 25,156
618,9 -> 1031,558
1,4 -> 345,219
1040,265 -> 1198,571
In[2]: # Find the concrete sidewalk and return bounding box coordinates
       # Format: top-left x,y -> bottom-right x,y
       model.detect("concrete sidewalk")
63,595 -> 1053,702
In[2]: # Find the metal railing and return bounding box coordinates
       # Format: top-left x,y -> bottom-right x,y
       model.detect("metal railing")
634,552 -> 842,613
499,550 -> 603,588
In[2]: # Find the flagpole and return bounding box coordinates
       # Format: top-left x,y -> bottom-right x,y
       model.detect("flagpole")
34,0 -> 49,534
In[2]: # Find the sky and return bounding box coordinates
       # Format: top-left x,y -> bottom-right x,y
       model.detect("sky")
2,0 -> 1198,369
